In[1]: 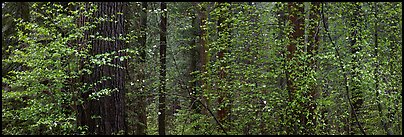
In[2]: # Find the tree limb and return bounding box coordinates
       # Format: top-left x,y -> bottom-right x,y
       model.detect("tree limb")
320,2 -> 366,135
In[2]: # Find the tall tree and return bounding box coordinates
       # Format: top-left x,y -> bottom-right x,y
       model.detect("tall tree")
216,2 -> 229,124
286,2 -> 304,134
77,2 -> 126,135
158,2 -> 167,135
197,2 -> 209,116
188,2 -> 200,114
136,2 -> 148,135
304,2 -> 320,134
285,2 -> 320,134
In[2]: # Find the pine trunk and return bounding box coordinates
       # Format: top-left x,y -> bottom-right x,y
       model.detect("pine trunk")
77,2 -> 126,135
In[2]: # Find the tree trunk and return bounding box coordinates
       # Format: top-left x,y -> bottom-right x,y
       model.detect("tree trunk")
18,2 -> 30,22
286,2 -> 320,134
136,2 -> 148,135
216,2 -> 230,127
304,2 -> 321,134
197,2 -> 210,116
158,2 -> 167,135
286,2 -> 303,101
190,2 -> 200,114
276,2 -> 288,133
286,2 -> 304,134
77,2 -> 126,135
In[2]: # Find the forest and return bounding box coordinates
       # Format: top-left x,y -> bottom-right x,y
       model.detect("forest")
1,2 -> 402,135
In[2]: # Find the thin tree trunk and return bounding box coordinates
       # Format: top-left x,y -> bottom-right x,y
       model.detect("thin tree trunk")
158,2 -> 167,135
136,2 -> 148,135
305,2 -> 320,134
276,2 -> 288,133
216,2 -> 230,128
197,2 -> 209,116
190,3 -> 200,113
286,2 -> 304,134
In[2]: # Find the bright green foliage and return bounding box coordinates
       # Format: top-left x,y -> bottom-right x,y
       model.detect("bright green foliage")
2,2 -> 402,135
2,2 -> 86,134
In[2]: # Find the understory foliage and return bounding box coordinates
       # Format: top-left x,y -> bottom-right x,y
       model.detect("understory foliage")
2,2 -> 85,134
2,2 -> 402,135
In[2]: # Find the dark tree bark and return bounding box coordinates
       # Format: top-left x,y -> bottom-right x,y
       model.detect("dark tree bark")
2,2 -> 31,76
158,2 -> 167,135
196,2 -> 210,116
77,2 -> 126,135
189,2 -> 201,114
285,3 -> 321,134
286,2 -> 304,102
18,2 -> 30,22
76,3 -> 91,134
216,2 -> 230,127
136,2 -> 148,135
304,2 -> 321,134
286,2 -> 304,134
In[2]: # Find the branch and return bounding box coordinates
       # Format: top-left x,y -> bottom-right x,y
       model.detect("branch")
320,3 -> 366,135
170,47 -> 228,135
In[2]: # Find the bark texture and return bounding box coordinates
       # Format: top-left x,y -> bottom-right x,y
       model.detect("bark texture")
77,2 -> 126,135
